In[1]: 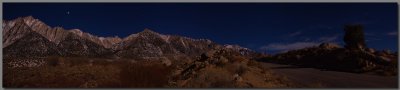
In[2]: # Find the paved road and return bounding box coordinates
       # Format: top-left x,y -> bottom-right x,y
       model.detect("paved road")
261,62 -> 398,88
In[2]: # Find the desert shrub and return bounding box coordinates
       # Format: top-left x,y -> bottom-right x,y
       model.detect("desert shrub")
259,56 -> 276,61
5,57 -> 182,88
247,60 -> 260,66
66,57 -> 91,66
215,56 -> 229,67
45,56 -> 64,67
45,57 -> 95,67
237,65 -> 248,75
225,62 -> 248,76
3,63 -> 121,88
118,61 -> 172,88
90,59 -> 114,66
229,55 -> 247,63
186,68 -> 234,88
388,57 -> 398,68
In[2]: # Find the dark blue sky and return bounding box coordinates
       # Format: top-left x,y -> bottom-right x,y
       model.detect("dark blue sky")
3,3 -> 398,53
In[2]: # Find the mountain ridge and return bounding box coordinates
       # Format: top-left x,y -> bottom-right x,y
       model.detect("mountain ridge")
3,16 -> 255,59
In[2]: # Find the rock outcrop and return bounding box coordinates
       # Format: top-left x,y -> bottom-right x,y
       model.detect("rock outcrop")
319,43 -> 340,50
169,48 -> 296,88
262,25 -> 398,76
269,45 -> 397,76
343,24 -> 367,50
224,44 -> 257,57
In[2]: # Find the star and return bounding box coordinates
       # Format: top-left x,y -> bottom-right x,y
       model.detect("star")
66,11 -> 70,15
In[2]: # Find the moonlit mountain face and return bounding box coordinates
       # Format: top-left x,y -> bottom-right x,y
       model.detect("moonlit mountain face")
3,16 -> 122,48
2,16 -> 254,59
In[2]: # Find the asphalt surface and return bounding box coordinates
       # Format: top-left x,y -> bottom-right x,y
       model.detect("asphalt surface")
261,62 -> 398,88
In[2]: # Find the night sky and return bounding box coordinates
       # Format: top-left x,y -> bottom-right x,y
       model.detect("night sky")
3,3 -> 398,54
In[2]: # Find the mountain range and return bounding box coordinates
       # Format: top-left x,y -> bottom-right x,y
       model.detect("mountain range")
3,16 -> 255,59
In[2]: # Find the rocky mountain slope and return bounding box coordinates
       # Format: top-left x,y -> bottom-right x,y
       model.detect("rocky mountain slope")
3,16 -> 122,48
3,31 -> 61,58
3,17 -> 34,48
3,16 -> 254,59
57,33 -> 114,57
114,29 -> 221,59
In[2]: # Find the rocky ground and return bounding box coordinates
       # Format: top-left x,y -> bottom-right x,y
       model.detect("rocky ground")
3,49 -> 300,88
168,48 -> 297,88
261,62 -> 398,88
262,43 -> 398,76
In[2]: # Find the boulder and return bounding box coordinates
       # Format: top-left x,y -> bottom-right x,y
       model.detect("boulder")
366,48 -> 375,53
383,49 -> 392,55
199,53 -> 211,61
219,56 -> 229,64
319,43 -> 340,50
161,59 -> 172,67
233,74 -> 243,82
295,55 -> 302,60
378,56 -> 391,62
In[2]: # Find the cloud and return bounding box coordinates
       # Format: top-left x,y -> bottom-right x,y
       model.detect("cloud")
387,31 -> 398,36
261,35 -> 340,53
260,42 -> 320,52
303,37 -> 311,41
288,31 -> 302,37
365,37 -> 381,42
364,32 -> 375,36
308,25 -> 334,30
